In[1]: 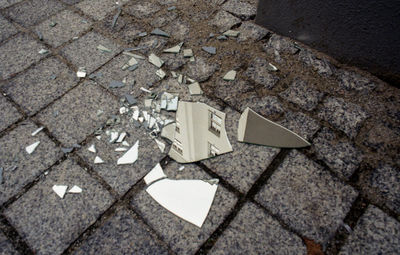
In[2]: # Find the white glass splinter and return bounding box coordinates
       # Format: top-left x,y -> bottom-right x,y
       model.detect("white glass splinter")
53,185 -> 68,198
117,140 -> 139,165
26,141 -> 40,154
68,185 -> 82,193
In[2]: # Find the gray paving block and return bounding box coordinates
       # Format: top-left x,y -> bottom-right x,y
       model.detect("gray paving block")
279,79 -> 324,111
34,10 -> 92,48
124,1 -> 161,19
244,57 -> 280,89
136,36 -> 168,55
213,79 -> 255,107
313,128 -> 363,179
163,19 -> 191,41
186,57 -> 220,82
0,15 -> 17,42
90,54 -> 159,98
60,31 -> 121,74
0,120 -> 61,206
161,53 -> 188,70
0,33 -> 47,79
237,94 -> 284,119
363,122 -> 400,154
209,202 -> 307,255
255,150 -> 358,244
37,81 -> 119,146
4,0 -> 65,26
77,124 -> 165,196
203,107 -> 280,193
222,0 -> 256,20
0,95 -> 21,132
339,205 -> 400,255
0,231 -> 20,255
131,162 -> 238,254
0,0 -> 23,8
76,0 -> 128,20
4,57 -> 78,115
237,21 -> 270,42
209,10 -> 241,32
318,97 -> 368,138
298,49 -> 334,76
262,34 -> 298,63
278,111 -> 320,140
150,10 -> 178,28
4,159 -> 114,255
72,207 -> 169,255
335,69 -> 377,92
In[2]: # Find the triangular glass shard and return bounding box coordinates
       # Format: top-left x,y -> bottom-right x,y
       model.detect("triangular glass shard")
238,107 -> 311,148
94,156 -> 105,164
31,127 -> 44,136
144,163 -> 167,185
117,140 -> 139,165
68,185 -> 82,193
88,144 -> 96,153
52,185 -> 68,198
26,141 -> 40,154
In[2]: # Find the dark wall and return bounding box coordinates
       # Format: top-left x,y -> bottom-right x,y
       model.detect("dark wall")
256,0 -> 400,85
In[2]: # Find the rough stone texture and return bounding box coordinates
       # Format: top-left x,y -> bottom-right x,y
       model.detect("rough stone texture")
163,19 -> 191,41
0,33 -> 47,79
37,81 -> 119,146
131,162 -> 238,254
60,0 -> 81,4
203,107 -> 280,193
0,232 -> 19,255
161,53 -> 188,70
209,202 -> 307,255
0,0 -> 23,8
72,208 -> 169,255
279,78 -> 324,111
313,128 -> 363,179
244,57 -> 280,89
213,79 -> 255,107
4,57 -> 78,115
318,97 -> 369,138
278,111 -> 321,140
298,49 -> 335,76
0,120 -> 61,206
0,95 -> 21,132
150,9 -> 178,28
90,54 -> 159,98
4,0 -> 65,26
237,21 -> 270,42
209,10 -> 241,32
60,31 -> 121,74
255,150 -> 358,244
222,0 -> 256,20
77,124 -> 165,196
335,69 -> 377,92
76,0 -> 127,20
263,34 -> 299,62
0,15 -> 18,42
339,205 -> 400,255
363,122 -> 400,157
124,1 -> 161,19
137,36 -> 168,55
34,10 -> 92,48
4,159 -> 114,255
186,57 -> 220,82
237,94 -> 285,119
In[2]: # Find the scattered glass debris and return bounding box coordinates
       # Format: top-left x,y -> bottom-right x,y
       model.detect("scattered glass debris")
31,127 -> 44,136
171,71 -> 177,78
109,131 -> 119,143
163,42 -> 183,53
237,107 -> 310,148
188,82 -> 203,95
115,147 -> 128,152
183,49 -> 193,58
267,63 -> 278,72
61,147 -> 73,153
52,185 -> 68,199
137,32 -> 147,37
26,141 -> 40,154
217,35 -> 228,40
140,87 -> 152,93
156,69 -> 166,79
36,30 -> 43,40
178,166 -> 185,171
150,28 -> 170,37
116,132 -> 127,143
223,70 -> 236,81
94,156 -> 105,164
144,163 -> 166,184
161,123 -> 175,142
97,44 -> 112,53
119,106 -> 128,114
178,74 -> 183,83
149,53 -> 164,68
49,21 -> 57,27
202,46 -> 216,55
209,33 -> 215,38
77,67 -> 87,78
109,80 -> 125,88
88,144 -> 96,153
122,141 -> 130,147
68,185 -> 82,193
154,138 -> 166,152
117,140 -> 139,165
111,7 -> 122,28
223,30 -> 240,37
167,6 -> 176,11
38,49 -> 49,55
125,94 -> 137,106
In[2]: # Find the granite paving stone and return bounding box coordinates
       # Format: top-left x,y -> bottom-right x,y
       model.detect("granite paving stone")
318,97 -> 369,138
0,231 -> 19,255
222,0 -> 256,20
278,111 -> 320,140
131,162 -> 238,254
60,31 -> 121,74
339,205 -> 400,255
209,10 -> 241,32
263,34 -> 299,62
298,49 -> 334,76
0,33 -> 47,79
76,0 -> 128,20
34,10 -> 92,48
0,120 -> 61,206
3,57 -> 78,115
0,94 -> 21,132
255,150 -> 358,244
72,207 -> 169,255
0,0 -> 23,8
279,78 -> 324,111
137,36 -> 169,55
244,57 -> 280,89
313,128 -> 363,179
124,1 -> 161,19
203,107 -> 280,193
0,15 -> 18,43
150,9 -> 178,28
37,81 -> 119,146
163,19 -> 191,41
4,159 -> 114,255
77,124 -> 165,196
4,0 -> 65,26
336,69 -> 377,92
213,79 -> 255,107
186,57 -> 220,82
237,21 -> 270,42
209,202 -> 307,255
161,53 -> 188,70
237,94 -> 284,119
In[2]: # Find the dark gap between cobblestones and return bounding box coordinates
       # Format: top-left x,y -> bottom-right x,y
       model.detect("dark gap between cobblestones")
0,215 -> 34,254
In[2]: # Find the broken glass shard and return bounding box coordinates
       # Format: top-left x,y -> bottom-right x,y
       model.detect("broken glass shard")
166,96 -> 178,111
168,102 -> 233,163
122,141 -> 130,147
77,67 -> 86,78
68,185 -> 82,193
94,156 -> 105,164
178,165 -> 185,171
119,106 -> 128,114
237,107 -> 311,148
31,126 -> 44,136
150,28 -> 170,37
36,30 -> 43,40
125,94 -> 137,106
111,8 -> 121,28
183,49 -> 193,58
117,140 -> 139,165
38,49 -> 49,55
52,185 -> 68,199
154,138 -> 166,152
137,32 -> 147,37
223,30 -> 240,37
167,6 -> 176,11
109,80 -> 125,88
149,53 -> 164,68
267,63 -> 278,72
115,147 -> 127,152
128,57 -> 138,66
223,70 -> 236,81
163,42 -> 183,53
26,141 -> 40,154
97,44 -> 112,53
128,64 -> 138,71
109,131 -> 119,143
217,35 -> 228,40
49,21 -> 57,27
145,164 -> 218,227
171,71 -> 177,78
116,132 -> 127,143
178,74 -> 183,83
161,123 -> 176,142
202,46 -> 216,55
188,82 -> 203,95
61,147 -> 73,153
156,69 -> 166,79
88,144 -> 96,153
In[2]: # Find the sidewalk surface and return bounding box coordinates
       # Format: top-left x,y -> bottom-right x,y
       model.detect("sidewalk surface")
0,0 -> 399,254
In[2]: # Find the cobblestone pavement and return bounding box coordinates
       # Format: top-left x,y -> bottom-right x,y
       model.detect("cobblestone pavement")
0,0 -> 399,254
